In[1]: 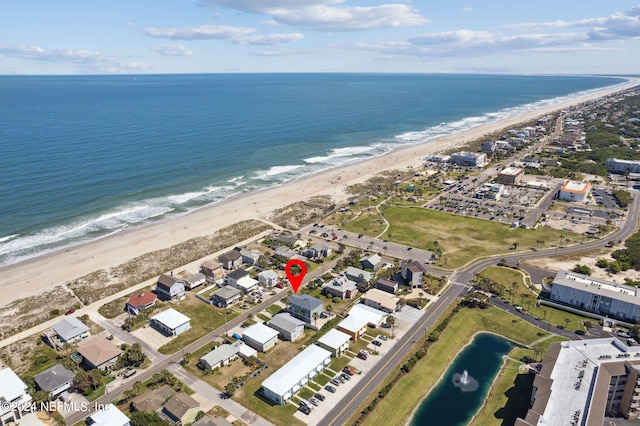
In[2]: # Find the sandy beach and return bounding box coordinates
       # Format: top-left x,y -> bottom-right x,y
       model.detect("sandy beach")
0,80 -> 637,308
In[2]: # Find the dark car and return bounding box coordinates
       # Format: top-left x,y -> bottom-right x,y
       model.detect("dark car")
325,385 -> 336,393
330,378 -> 341,386
314,393 -> 326,401
65,308 -> 76,315
372,340 -> 382,347
298,404 -> 311,415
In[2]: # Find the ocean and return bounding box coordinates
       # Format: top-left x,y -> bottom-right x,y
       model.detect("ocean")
0,73 -> 625,266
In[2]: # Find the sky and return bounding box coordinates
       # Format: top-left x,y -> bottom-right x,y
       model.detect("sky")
0,1 -> 639,75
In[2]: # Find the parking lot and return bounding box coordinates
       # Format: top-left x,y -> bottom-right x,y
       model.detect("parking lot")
293,306 -> 425,424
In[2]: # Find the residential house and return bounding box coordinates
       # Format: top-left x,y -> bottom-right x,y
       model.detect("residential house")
323,274 -> 358,300
242,323 -> 279,352
237,248 -> 260,265
360,253 -> 382,271
289,294 -> 324,324
131,385 -> 174,413
156,274 -> 185,301
86,404 -> 130,426
161,393 -> 200,425
51,317 -> 90,344
183,273 -> 206,291
150,308 -> 191,336
193,416 -> 233,426
199,343 -> 241,371
226,269 -> 258,292
306,244 -> 332,259
218,250 -> 243,270
401,260 -> 426,287
315,329 -> 351,357
126,292 -> 157,316
200,260 -> 225,283
258,270 -> 279,287
267,313 -> 305,342
77,338 -> 123,370
0,367 -> 33,426
361,289 -> 399,313
274,246 -> 298,260
376,278 -> 399,295
34,364 -> 75,398
210,287 -> 242,308
344,266 -> 373,284
270,233 -> 304,248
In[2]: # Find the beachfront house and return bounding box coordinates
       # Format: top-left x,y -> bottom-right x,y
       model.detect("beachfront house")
238,248 -> 260,265
156,274 -> 185,300
183,273 -> 206,291
34,364 -> 75,398
126,291 -> 157,316
51,317 -> 90,344
200,260 -> 225,283
218,250 -> 243,270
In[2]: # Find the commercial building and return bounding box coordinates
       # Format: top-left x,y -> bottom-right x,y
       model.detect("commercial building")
558,180 -> 591,203
550,271 -> 640,322
429,154 -> 451,163
151,308 -> 192,336
261,345 -> 332,405
337,304 -> 387,340
496,167 -> 524,185
0,367 -> 33,426
267,313 -> 305,342
242,323 -> 279,352
450,151 -> 488,167
518,338 -> 640,426
289,294 -> 324,324
606,158 -> 640,174
316,329 -> 351,357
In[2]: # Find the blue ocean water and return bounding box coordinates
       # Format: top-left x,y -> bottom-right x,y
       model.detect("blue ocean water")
0,73 -> 624,266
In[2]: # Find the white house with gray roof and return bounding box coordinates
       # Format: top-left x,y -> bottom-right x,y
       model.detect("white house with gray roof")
360,253 -> 382,271
199,342 -> 242,371
34,364 -> 75,397
267,313 -> 305,342
258,270 -> 279,287
151,308 -> 191,336
52,317 -> 90,344
550,270 -> 640,322
242,323 -> 279,352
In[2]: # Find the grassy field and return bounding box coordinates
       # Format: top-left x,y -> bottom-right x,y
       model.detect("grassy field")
158,296 -> 239,354
342,211 -> 386,236
379,207 -> 578,268
359,306 -> 549,426
480,266 -> 537,297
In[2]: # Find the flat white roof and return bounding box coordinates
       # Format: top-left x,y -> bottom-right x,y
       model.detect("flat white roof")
338,304 -> 387,333
561,180 -> 590,194
238,343 -> 258,358
258,270 -> 278,279
87,403 -> 130,426
317,329 -> 351,350
236,276 -> 259,290
151,308 -> 190,330
0,367 -> 28,403
262,345 -> 331,396
499,166 -> 523,176
200,343 -> 240,367
242,323 -> 279,344
554,270 -> 640,304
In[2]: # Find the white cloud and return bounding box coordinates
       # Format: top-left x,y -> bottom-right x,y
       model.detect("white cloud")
144,25 -> 255,40
0,44 -> 150,73
462,7 -> 474,13
149,43 -> 194,56
199,0 -> 428,31
234,33 -> 304,45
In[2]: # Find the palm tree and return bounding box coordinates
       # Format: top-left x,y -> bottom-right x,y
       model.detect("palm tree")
418,292 -> 424,305
564,317 -> 571,329
313,312 -> 319,325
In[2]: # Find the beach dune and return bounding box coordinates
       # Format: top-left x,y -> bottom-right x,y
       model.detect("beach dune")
0,80 -> 637,308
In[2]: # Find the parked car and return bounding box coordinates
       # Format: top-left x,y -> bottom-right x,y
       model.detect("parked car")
357,350 -> 368,360
123,369 -> 137,378
340,373 -> 351,381
330,378 -> 341,386
232,333 -> 242,340
372,340 -> 382,347
65,308 -> 75,315
342,367 -> 356,376
314,393 -> 326,401
309,397 -> 319,406
298,404 -> 311,415
379,335 -> 388,341
325,385 -> 336,393
321,233 -> 329,237
336,375 -> 346,383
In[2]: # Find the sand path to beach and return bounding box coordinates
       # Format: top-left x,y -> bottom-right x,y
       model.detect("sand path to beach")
0,80 -> 637,308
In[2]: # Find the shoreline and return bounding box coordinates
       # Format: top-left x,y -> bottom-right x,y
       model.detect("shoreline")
0,79 -> 638,308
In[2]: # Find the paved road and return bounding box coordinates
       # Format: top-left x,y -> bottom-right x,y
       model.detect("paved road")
319,283 -> 467,426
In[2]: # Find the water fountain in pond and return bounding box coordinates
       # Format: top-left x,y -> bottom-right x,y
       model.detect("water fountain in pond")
452,369 -> 479,392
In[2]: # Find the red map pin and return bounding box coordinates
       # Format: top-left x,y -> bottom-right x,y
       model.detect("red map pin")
285,259 -> 307,294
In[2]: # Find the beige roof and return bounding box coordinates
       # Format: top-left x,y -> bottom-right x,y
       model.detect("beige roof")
163,392 -> 199,420
362,289 -> 399,311
77,338 -> 122,367
132,385 -> 173,413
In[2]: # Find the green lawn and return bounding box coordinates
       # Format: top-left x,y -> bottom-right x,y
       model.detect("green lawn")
298,387 -> 315,400
526,303 -> 589,332
257,313 -> 270,323
380,207 -> 578,268
266,304 -> 283,316
343,211 -> 386,236
480,266 -> 536,297
328,355 -> 352,373
314,374 -> 330,386
360,306 -> 548,426
158,297 -> 239,354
